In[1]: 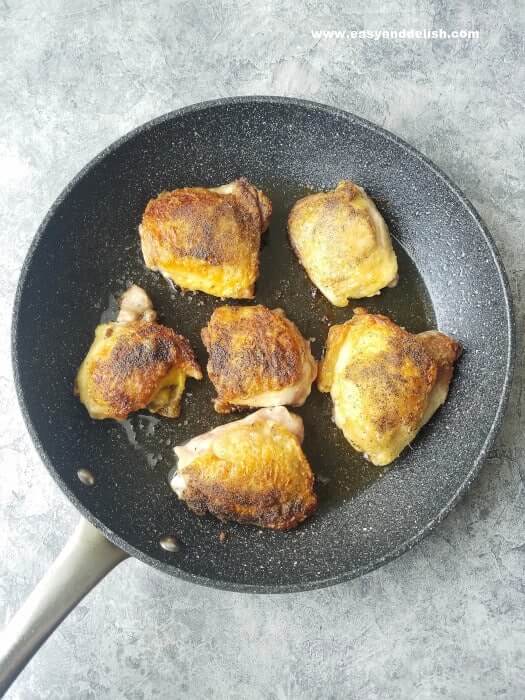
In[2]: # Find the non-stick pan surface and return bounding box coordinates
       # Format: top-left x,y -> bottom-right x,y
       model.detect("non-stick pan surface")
12,97 -> 514,592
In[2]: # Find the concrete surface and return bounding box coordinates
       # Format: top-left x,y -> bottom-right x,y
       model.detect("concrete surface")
1,1 -> 524,698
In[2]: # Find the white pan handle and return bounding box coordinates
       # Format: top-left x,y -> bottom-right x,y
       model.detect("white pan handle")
0,518 -> 129,696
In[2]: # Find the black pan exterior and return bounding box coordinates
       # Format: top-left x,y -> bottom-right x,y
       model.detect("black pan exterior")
12,97 -> 514,592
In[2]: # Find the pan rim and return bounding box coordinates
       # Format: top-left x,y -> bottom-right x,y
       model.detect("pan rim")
11,95 -> 516,594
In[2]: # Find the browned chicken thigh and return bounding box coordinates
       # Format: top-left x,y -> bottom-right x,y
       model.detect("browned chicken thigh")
288,180 -> 398,306
201,304 -> 317,413
318,308 -> 461,466
171,407 -> 317,530
139,179 -> 272,299
75,285 -> 202,420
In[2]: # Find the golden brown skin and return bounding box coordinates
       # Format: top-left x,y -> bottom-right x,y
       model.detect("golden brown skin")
139,179 -> 272,299
318,308 -> 461,466
171,407 -> 317,530
201,305 -> 317,413
288,180 -> 398,306
75,286 -> 202,420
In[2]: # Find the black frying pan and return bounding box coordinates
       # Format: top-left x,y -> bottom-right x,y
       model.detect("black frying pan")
1,97 -> 514,692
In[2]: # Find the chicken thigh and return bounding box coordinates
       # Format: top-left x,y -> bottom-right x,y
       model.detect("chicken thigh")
288,180 -> 398,306
201,304 -> 317,413
171,407 -> 317,530
139,178 -> 272,299
318,308 -> 461,466
75,285 -> 202,420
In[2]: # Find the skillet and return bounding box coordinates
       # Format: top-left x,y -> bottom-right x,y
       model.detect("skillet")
0,96 -> 515,692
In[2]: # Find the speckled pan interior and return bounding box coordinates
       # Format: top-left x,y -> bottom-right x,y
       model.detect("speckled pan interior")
12,97 -> 514,592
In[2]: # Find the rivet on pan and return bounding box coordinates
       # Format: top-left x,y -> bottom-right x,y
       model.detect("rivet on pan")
77,468 -> 95,486
159,536 -> 180,553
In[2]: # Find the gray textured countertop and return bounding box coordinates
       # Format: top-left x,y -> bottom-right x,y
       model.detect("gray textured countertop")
1,1 -> 524,698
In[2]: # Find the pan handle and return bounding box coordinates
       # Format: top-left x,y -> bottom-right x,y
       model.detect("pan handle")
0,517 -> 129,695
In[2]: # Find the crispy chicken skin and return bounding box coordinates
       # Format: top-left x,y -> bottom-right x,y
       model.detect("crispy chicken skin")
201,305 -> 317,413
139,179 -> 272,299
318,308 -> 461,466
288,180 -> 398,306
75,285 -> 202,420
171,407 -> 317,530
